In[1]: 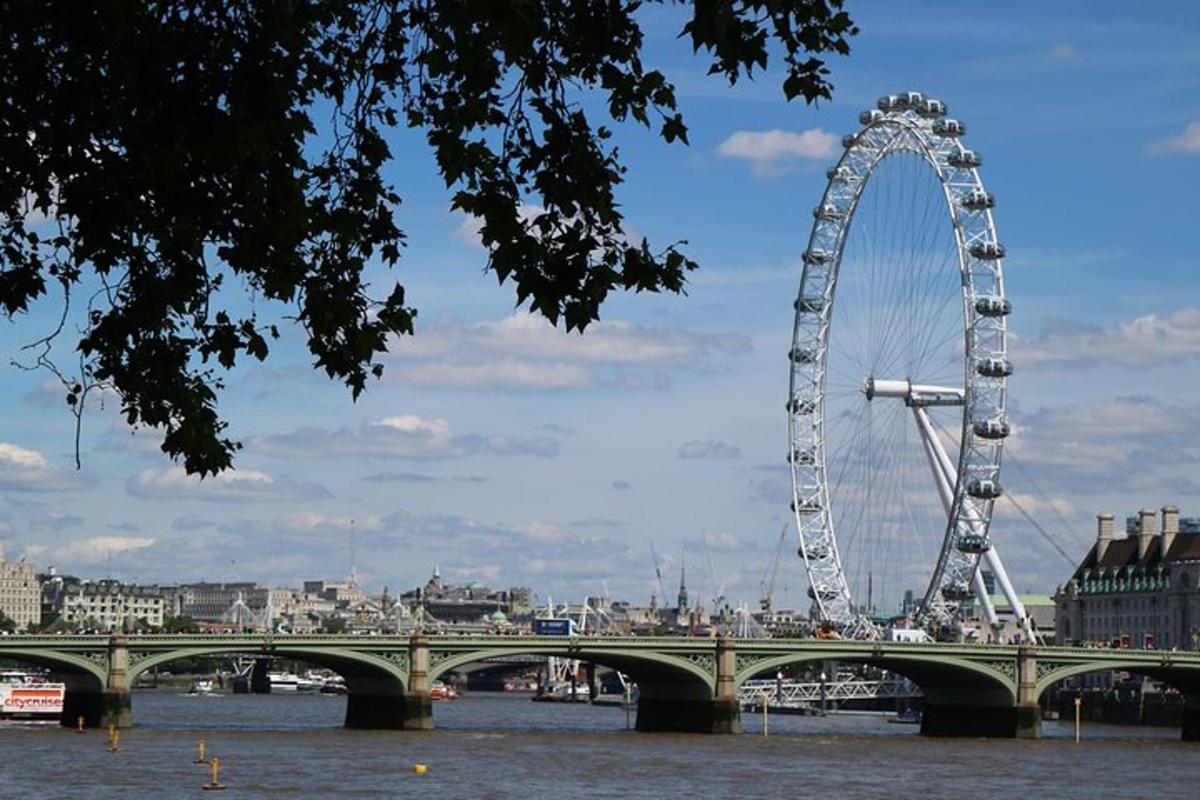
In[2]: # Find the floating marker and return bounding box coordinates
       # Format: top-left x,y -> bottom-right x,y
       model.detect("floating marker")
76,715 -> 86,734
412,764 -> 428,775
202,756 -> 226,791
195,738 -> 208,764
107,727 -> 120,753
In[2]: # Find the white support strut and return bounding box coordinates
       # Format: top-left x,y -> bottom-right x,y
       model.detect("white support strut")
911,405 -> 1000,631
910,403 -> 1034,642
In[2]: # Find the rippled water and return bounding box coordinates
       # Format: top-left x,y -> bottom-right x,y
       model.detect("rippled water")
0,691 -> 1192,799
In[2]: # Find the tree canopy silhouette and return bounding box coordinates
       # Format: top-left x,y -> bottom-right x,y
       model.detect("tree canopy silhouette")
0,1 -> 856,475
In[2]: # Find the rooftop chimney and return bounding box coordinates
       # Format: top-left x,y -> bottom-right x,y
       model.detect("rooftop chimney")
1137,508 -> 1157,560
1096,514 -> 1114,561
1161,506 -> 1180,559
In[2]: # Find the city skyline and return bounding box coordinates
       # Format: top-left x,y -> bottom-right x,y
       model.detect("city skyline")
1,2 -> 1198,613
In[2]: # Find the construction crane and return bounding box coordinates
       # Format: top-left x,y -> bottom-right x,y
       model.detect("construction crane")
702,534 -> 727,615
760,523 -> 789,612
649,542 -> 668,607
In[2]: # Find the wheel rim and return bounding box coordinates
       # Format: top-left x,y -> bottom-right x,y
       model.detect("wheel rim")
787,92 -> 1010,636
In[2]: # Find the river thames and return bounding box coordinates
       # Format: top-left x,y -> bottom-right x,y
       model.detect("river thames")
0,691 -> 1193,799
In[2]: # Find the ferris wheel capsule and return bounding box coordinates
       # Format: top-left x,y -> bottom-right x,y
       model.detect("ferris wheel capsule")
932,118 -> 965,136
969,242 -> 1006,260
787,448 -> 815,465
826,165 -> 857,182
789,347 -> 818,364
920,98 -> 948,117
941,583 -> 972,602
802,249 -> 833,265
960,189 -> 995,210
967,479 -> 1003,500
947,149 -> 982,168
813,203 -> 843,221
975,357 -> 1013,378
955,533 -> 991,554
974,296 -> 1012,317
972,418 -> 1011,439
787,397 -> 816,415
859,109 -> 885,125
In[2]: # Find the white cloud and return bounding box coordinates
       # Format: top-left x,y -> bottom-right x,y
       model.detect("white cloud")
0,443 -> 48,470
513,522 -> 566,544
1005,397 -> 1200,495
0,442 -> 88,492
1148,121 -> 1200,155
1014,307 -> 1200,368
1003,491 -> 1076,518
36,536 -> 158,566
717,128 -> 838,175
389,313 -> 750,392
679,440 -> 742,460
128,466 -> 330,503
405,359 -> 592,391
273,512 -> 385,535
454,203 -> 546,249
1049,43 -> 1079,61
254,414 -> 560,461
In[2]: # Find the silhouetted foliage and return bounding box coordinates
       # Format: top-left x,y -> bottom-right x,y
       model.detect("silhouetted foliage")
161,614 -> 201,634
0,1 -> 857,474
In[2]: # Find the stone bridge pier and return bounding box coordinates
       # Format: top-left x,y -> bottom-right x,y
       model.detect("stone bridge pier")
636,636 -> 740,734
60,635 -> 133,729
919,646 -> 1039,739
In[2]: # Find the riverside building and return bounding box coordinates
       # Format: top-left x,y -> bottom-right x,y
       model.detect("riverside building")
1055,506 -> 1200,651
0,543 -> 40,630
57,579 -> 164,631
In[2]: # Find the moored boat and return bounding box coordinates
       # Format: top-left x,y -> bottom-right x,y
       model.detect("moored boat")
1,671 -> 65,722
430,681 -> 457,701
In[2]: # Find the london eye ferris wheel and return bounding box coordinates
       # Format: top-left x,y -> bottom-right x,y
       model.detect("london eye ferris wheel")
786,90 -> 1032,640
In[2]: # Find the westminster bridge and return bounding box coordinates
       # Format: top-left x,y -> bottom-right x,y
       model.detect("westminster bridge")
4,633 -> 1200,740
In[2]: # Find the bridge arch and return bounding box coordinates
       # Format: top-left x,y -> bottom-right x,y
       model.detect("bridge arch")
428,640 -> 731,733
733,645 -> 1023,737
733,650 -> 1017,701
126,645 -> 411,729
429,646 -> 715,692
127,646 -> 408,690
1035,656 -> 1200,741
0,647 -> 108,688
1035,659 -> 1200,700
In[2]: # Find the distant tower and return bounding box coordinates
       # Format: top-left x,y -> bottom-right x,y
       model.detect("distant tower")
677,560 -> 688,612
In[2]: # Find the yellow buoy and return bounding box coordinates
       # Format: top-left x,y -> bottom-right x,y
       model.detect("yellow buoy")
202,756 -> 226,791
412,764 -> 428,775
195,738 -> 208,764
107,728 -> 121,753
76,715 -> 86,734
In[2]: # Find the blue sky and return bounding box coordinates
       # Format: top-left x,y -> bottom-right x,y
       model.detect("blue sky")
1,2 -> 1198,614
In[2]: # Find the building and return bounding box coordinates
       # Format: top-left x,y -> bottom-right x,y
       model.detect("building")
166,582 -> 270,623
1055,506 -> 1200,651
400,566 -> 533,625
57,579 -> 164,631
0,544 -> 40,630
303,579 -> 367,609
985,594 -> 1056,644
